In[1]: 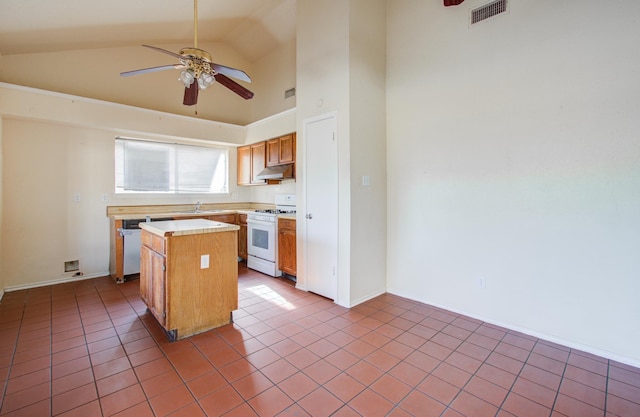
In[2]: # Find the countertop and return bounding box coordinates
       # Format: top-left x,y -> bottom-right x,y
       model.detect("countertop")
139,219 -> 240,237
108,207 -> 263,221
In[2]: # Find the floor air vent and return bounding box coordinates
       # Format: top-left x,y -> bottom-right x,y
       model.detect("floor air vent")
471,0 -> 508,25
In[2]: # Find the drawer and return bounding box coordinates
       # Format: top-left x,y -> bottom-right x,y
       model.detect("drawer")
209,213 -> 238,224
142,230 -> 165,255
278,217 -> 296,231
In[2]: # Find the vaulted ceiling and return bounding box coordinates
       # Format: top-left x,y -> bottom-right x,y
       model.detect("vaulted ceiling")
0,0 -> 297,124
0,0 -> 296,62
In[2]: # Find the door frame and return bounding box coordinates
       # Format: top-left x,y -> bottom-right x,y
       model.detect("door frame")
299,111 -> 341,303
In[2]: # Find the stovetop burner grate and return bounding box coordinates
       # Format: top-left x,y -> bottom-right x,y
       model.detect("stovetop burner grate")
255,209 -> 297,214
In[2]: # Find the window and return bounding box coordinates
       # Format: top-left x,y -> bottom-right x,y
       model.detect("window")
115,138 -> 228,194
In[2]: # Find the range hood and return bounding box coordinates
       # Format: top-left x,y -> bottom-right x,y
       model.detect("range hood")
255,164 -> 294,180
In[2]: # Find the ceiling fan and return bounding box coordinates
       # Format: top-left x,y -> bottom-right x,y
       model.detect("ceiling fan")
120,0 -> 254,106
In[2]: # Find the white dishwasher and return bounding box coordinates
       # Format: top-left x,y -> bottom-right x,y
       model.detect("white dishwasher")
120,219 -> 143,276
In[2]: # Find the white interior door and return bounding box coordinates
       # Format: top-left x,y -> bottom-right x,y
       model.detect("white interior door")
304,113 -> 338,300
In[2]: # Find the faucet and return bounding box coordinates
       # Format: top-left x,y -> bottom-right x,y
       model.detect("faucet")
195,201 -> 202,212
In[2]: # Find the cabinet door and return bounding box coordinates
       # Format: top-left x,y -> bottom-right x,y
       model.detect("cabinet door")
237,145 -> 251,185
278,219 -> 297,276
238,214 -> 248,260
141,245 -> 166,326
266,139 -> 280,167
279,134 -> 295,164
251,142 -> 266,184
149,249 -> 166,326
140,245 -> 153,307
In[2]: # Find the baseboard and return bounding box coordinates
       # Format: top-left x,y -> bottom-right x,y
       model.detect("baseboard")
0,289 -> 4,302
349,288 -> 387,308
387,287 -> 640,369
4,272 -> 111,293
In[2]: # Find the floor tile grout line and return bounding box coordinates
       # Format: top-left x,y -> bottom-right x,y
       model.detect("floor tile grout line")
604,359 -> 610,417
3,273 -> 640,417
432,319 -> 522,417
112,282 -> 181,417
543,339 -> 569,417
0,294 -> 24,414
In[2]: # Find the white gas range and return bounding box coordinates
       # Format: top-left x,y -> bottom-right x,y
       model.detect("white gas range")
246,194 -> 296,277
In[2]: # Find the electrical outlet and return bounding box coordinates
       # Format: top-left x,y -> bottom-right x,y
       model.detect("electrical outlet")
478,276 -> 486,289
200,255 -> 210,269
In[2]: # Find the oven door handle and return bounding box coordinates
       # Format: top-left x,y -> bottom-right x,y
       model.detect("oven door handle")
247,219 -> 276,227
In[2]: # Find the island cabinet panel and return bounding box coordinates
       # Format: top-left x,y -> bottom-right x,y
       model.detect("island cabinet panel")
140,245 -> 166,326
278,217 -> 297,276
140,227 -> 238,341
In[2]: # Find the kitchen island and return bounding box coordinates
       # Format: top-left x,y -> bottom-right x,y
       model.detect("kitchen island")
139,219 -> 240,341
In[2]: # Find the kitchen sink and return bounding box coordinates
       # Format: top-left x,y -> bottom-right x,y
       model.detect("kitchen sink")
174,210 -> 223,214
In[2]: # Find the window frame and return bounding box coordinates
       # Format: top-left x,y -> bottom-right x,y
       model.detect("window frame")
114,137 -> 230,196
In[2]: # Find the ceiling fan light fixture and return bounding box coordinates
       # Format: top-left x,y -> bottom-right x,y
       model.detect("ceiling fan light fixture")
198,73 -> 215,90
179,69 -> 195,87
120,0 -> 253,105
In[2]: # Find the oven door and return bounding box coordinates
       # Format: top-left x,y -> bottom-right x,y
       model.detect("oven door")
247,219 -> 276,262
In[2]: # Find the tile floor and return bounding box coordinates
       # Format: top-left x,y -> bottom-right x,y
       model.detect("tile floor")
0,264 -> 639,417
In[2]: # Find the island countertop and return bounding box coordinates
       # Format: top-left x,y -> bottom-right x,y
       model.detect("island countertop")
139,218 -> 240,237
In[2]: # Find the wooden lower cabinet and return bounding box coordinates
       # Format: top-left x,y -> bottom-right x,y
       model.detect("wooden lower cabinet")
208,213 -> 237,224
278,217 -> 297,276
238,214 -> 248,260
140,244 -> 166,326
140,228 -> 238,341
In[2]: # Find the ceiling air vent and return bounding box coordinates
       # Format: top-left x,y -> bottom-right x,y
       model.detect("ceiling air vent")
284,87 -> 296,99
471,0 -> 508,25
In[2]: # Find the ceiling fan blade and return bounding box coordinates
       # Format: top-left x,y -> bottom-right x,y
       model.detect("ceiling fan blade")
142,44 -> 183,60
120,64 -> 185,77
215,74 -> 254,100
183,83 -> 199,106
212,63 -> 251,83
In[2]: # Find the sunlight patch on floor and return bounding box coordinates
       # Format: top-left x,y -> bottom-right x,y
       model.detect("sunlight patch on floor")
247,284 -> 296,310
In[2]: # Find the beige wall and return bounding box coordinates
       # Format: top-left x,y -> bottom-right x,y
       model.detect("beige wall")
296,0 -> 387,307
296,0 -> 351,306
0,85 -> 295,291
386,0 -> 640,365
347,0 -> 387,305
250,38 -> 297,123
0,116 -> 3,298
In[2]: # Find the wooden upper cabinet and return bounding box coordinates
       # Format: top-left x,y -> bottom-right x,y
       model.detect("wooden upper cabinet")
238,133 -> 295,186
266,138 -> 280,167
266,133 -> 296,167
237,143 -> 266,185
237,145 -> 252,185
279,134 -> 295,164
250,142 -> 266,184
